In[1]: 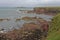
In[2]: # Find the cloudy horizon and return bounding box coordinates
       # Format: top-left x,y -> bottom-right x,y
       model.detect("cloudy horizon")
0,0 -> 60,7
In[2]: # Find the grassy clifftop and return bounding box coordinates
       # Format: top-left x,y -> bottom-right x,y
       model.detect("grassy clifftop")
47,14 -> 60,40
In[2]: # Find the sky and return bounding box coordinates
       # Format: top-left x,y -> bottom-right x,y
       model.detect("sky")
0,0 -> 60,7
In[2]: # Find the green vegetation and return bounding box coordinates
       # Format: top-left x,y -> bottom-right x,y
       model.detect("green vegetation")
47,14 -> 60,40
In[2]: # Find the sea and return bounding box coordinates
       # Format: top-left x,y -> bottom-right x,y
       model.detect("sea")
0,7 -> 53,32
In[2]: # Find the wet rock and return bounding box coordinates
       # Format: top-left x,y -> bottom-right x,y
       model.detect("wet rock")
21,17 -> 37,21
16,18 -> 21,22
0,19 -> 4,21
22,22 -> 41,31
0,18 -> 10,22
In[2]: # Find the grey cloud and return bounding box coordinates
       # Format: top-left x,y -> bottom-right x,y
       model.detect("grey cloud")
0,0 -> 60,7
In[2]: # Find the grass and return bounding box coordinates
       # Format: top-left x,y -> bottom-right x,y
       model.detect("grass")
47,30 -> 60,40
47,14 -> 60,40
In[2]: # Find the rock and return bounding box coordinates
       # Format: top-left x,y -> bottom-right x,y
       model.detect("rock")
16,18 -> 21,22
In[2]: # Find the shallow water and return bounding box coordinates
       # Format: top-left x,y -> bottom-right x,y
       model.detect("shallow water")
0,7 -> 53,32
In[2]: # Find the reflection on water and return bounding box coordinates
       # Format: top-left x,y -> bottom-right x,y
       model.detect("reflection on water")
0,8 -> 54,32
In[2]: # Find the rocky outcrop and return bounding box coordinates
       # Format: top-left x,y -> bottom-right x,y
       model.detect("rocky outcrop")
34,7 -> 60,16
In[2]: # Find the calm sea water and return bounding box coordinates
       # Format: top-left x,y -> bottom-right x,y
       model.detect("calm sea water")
0,7 -> 53,32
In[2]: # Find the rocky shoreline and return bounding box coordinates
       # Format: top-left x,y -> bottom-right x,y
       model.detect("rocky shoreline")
0,17 -> 49,40
0,7 -> 59,40
19,7 -> 59,16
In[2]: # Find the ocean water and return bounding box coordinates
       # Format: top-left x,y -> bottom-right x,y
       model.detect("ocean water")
0,7 -> 53,32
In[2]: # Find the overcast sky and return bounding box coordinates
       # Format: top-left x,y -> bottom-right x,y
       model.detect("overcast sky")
0,0 -> 60,7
